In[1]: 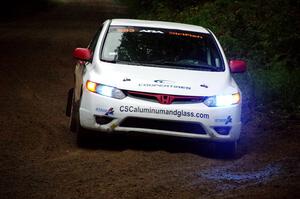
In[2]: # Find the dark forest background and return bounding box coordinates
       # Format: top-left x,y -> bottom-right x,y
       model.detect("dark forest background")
0,0 -> 55,19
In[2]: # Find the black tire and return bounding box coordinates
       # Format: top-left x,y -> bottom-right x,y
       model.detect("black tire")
69,88 -> 78,133
66,88 -> 73,117
68,88 -> 90,147
76,123 -> 89,147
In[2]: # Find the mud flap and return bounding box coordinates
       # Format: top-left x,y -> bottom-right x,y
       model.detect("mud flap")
74,62 -> 84,102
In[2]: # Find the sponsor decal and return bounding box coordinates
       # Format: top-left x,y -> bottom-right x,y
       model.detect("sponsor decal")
154,80 -> 175,84
108,52 -> 117,56
119,105 -> 209,119
215,116 -> 232,125
95,107 -> 114,116
140,29 -> 164,34
138,83 -> 191,90
117,28 -> 136,33
96,107 -> 108,113
123,78 -> 131,82
168,31 -> 203,39
105,108 -> 114,116
200,84 -> 208,88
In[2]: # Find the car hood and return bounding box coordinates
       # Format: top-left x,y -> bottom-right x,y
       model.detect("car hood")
88,62 -> 238,96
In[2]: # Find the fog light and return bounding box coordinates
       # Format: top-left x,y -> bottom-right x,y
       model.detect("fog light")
213,126 -> 231,135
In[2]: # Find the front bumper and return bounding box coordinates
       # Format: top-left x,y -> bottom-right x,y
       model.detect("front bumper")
79,89 -> 242,142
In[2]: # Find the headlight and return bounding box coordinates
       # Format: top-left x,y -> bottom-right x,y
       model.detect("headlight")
204,93 -> 240,107
86,80 -> 126,99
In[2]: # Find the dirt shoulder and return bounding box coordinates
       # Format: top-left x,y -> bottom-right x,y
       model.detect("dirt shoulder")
0,2 -> 299,199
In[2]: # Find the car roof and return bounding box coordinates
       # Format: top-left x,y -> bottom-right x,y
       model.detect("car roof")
110,19 -> 209,34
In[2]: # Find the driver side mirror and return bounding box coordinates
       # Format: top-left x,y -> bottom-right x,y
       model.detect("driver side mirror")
73,48 -> 91,61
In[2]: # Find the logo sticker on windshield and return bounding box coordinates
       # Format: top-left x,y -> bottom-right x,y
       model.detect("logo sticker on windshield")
140,29 -> 164,34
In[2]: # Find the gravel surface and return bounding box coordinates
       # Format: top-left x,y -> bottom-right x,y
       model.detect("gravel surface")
0,2 -> 299,199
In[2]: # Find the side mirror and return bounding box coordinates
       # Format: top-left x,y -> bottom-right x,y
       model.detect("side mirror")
229,60 -> 247,73
73,48 -> 91,61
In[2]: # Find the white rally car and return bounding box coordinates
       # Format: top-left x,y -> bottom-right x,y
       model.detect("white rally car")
66,19 -> 247,155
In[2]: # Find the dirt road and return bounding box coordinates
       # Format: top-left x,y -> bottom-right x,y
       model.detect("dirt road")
0,1 -> 299,198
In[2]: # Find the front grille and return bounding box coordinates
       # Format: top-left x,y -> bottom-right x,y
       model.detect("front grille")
126,91 -> 204,104
119,117 -> 206,134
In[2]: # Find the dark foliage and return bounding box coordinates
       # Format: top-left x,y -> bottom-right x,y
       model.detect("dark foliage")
0,0 -> 56,20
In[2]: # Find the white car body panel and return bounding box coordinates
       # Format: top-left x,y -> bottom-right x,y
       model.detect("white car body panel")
77,19 -> 243,142
86,62 -> 236,96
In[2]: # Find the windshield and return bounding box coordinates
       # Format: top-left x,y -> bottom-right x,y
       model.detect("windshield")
101,26 -> 224,71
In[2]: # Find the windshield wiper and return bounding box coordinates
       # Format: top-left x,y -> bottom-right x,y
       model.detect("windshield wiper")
146,61 -> 222,71
116,60 -> 143,65
101,59 -> 222,71
101,58 -> 117,63
101,58 -> 151,66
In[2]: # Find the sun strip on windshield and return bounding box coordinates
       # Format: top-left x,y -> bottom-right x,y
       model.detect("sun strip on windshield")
168,31 -> 203,39
115,27 -> 203,39
116,28 -> 136,33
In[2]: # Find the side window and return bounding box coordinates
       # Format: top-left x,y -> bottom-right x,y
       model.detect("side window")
88,25 -> 103,54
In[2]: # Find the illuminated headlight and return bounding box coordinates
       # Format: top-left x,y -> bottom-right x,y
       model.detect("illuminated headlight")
204,93 -> 240,107
86,80 -> 126,99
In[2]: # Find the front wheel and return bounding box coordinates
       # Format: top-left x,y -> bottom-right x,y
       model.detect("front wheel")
68,88 -> 90,147
68,88 -> 78,133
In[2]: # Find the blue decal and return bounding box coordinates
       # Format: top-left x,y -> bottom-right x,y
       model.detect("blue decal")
225,116 -> 232,125
105,107 -> 114,116
215,116 -> 232,125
